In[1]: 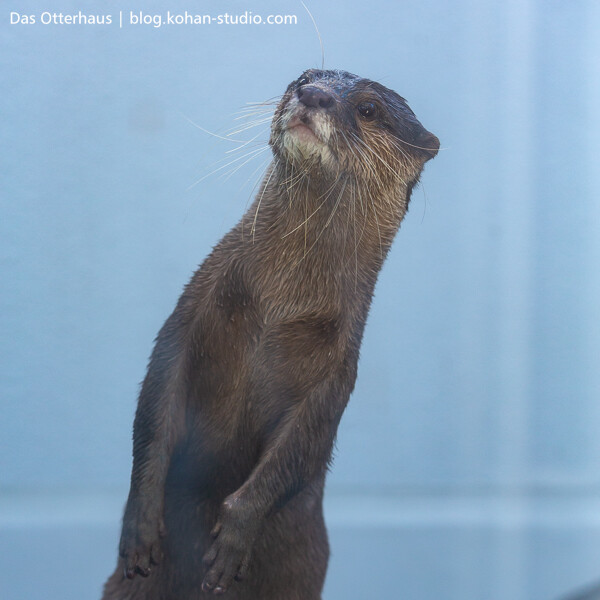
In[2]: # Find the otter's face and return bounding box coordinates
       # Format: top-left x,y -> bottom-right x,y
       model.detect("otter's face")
270,69 -> 439,189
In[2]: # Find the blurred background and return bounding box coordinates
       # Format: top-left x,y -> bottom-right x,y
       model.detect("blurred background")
2,0 -> 600,598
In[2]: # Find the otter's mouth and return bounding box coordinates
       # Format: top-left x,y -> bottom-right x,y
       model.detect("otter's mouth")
274,89 -> 337,167
285,114 -> 322,145
279,105 -> 335,166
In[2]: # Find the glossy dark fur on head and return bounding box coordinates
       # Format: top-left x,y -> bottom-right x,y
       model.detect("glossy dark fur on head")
101,69 -> 438,600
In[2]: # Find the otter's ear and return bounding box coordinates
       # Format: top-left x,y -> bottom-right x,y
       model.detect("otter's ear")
415,129 -> 440,161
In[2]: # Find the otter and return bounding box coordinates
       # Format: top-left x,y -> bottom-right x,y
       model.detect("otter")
101,68 -> 438,600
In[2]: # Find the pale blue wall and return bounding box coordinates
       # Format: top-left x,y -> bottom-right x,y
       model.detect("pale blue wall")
2,1 -> 600,599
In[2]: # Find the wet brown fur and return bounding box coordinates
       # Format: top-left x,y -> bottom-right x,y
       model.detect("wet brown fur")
101,69 -> 438,600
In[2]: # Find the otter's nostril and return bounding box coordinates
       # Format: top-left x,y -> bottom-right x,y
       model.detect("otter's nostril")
297,85 -> 334,110
319,95 -> 333,109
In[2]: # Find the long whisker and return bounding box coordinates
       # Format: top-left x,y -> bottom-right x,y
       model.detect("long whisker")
241,157 -> 273,242
301,1 -> 325,70
232,109 -> 273,122
225,129 -> 270,154
292,177 -> 348,268
251,161 -> 278,241
222,146 -> 271,181
395,137 -> 446,153
281,177 -> 339,238
243,157 -> 272,192
351,183 -> 358,290
243,95 -> 283,108
350,132 -> 402,180
181,112 -> 249,144
342,131 -> 378,182
187,146 -> 268,190
367,187 -> 384,261
226,117 -> 274,138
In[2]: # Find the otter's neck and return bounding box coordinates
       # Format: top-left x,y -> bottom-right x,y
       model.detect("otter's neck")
241,161 -> 409,278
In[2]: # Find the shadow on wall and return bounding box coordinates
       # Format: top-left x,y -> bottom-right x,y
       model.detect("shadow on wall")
561,582 -> 600,600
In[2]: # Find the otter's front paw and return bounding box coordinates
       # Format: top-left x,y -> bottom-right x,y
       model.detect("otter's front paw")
119,516 -> 164,579
201,521 -> 253,595
201,497 -> 261,595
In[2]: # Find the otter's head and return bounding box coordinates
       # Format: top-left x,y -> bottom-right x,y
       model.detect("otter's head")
270,69 -> 439,191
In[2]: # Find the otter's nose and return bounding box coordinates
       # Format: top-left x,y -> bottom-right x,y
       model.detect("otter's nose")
297,85 -> 334,109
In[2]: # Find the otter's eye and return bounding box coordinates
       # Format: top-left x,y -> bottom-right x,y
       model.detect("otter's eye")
297,75 -> 310,87
357,102 -> 376,119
